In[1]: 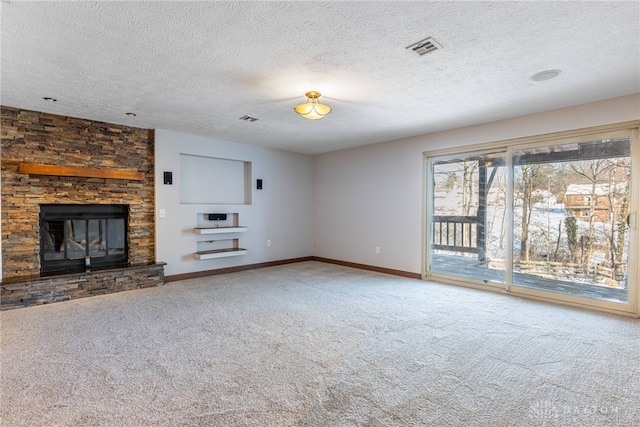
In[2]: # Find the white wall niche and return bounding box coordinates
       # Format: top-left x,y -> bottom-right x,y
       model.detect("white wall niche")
195,239 -> 247,259
179,154 -> 252,205
194,212 -> 247,233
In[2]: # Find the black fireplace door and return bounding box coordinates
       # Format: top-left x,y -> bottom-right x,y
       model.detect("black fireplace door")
40,204 -> 128,276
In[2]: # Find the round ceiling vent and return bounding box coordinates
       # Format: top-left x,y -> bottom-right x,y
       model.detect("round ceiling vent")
530,69 -> 561,82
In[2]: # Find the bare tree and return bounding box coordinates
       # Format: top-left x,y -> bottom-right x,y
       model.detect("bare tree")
607,159 -> 631,266
517,165 -> 546,261
461,161 -> 478,215
569,160 -> 609,272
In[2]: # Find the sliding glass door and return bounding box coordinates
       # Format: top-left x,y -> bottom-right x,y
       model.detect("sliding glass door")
425,127 -> 638,314
427,150 -> 508,287
512,137 -> 632,304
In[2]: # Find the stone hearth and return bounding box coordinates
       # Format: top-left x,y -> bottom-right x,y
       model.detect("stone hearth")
1,263 -> 165,310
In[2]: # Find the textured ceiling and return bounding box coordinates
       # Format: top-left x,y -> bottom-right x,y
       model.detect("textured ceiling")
1,1 -> 639,154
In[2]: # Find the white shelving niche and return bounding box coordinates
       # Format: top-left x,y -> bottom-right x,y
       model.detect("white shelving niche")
193,213 -> 247,260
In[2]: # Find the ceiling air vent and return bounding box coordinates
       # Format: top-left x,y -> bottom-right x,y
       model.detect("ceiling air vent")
406,37 -> 442,56
239,115 -> 259,122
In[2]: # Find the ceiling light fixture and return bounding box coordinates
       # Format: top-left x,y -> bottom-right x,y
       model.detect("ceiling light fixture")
294,91 -> 331,120
530,69 -> 561,82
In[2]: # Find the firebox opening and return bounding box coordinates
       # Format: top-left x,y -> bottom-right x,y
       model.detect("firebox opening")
40,204 -> 128,276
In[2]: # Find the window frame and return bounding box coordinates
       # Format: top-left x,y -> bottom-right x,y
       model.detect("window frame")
423,121 -> 640,317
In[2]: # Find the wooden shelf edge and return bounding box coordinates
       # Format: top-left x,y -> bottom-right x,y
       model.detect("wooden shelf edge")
194,227 -> 248,234
195,248 -> 248,260
19,163 -> 145,181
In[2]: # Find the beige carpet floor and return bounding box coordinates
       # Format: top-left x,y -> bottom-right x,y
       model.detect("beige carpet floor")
1,261 -> 639,426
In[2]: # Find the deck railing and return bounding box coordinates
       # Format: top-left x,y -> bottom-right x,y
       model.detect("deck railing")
515,260 -> 622,281
431,215 -> 479,254
470,258 -> 624,287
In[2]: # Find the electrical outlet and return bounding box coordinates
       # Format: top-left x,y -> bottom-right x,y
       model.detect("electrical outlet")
375,246 -> 380,254
267,240 -> 271,247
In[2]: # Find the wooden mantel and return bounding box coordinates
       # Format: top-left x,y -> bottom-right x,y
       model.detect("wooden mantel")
18,163 -> 145,181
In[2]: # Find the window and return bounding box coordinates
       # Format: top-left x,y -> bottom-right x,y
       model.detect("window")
425,123 -> 638,315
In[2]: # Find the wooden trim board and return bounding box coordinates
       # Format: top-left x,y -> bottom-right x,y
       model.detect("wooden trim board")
164,257 -> 314,282
164,256 -> 421,282
311,257 -> 422,279
19,163 -> 145,181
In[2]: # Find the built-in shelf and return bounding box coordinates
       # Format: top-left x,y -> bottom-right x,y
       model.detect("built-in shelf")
194,213 -> 247,260
194,248 -> 248,260
194,226 -> 248,235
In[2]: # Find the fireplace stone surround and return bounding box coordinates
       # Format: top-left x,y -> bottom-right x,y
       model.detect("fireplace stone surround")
1,106 -> 163,310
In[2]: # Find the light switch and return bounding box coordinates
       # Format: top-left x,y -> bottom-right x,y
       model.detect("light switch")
159,209 -> 166,218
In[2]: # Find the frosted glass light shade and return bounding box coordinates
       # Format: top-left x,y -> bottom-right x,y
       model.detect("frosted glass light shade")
294,91 -> 332,120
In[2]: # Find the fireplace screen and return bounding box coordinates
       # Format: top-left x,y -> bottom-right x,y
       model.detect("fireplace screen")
40,204 -> 128,275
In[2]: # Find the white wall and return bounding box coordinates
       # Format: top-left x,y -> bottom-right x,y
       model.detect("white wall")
313,94 -> 640,274
0,141 -> 2,281
155,129 -> 314,277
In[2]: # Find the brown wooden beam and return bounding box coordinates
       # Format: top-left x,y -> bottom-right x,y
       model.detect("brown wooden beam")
18,163 -> 145,181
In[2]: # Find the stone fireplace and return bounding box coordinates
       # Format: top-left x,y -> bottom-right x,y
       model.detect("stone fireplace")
1,106 -> 164,309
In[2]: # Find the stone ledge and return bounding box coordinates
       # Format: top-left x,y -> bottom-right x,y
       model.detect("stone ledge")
0,263 -> 165,311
